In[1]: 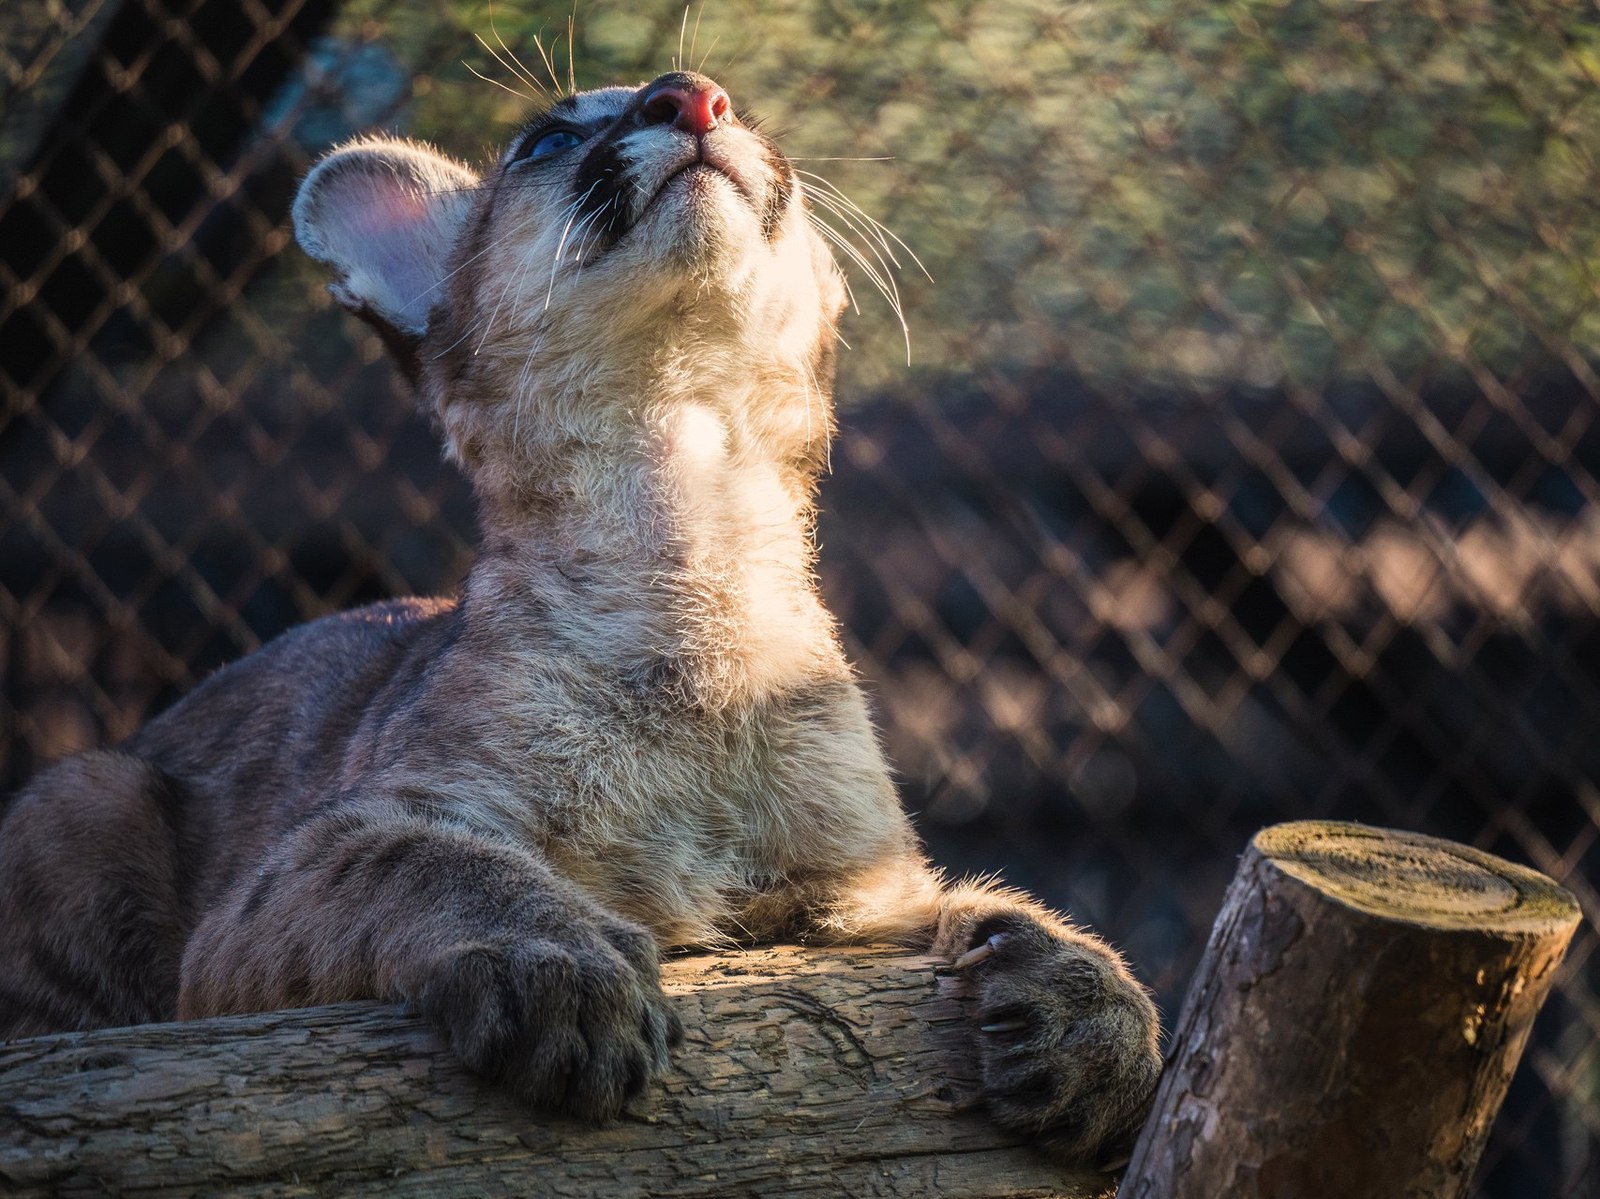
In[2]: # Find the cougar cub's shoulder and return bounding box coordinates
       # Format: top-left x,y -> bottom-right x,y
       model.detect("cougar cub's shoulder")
0,72 -> 1160,1163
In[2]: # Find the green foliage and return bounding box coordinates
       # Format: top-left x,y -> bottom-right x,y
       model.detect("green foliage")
324,0 -> 1600,393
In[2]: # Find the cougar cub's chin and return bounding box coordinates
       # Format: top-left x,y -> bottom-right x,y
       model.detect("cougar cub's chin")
0,72 -> 1161,1166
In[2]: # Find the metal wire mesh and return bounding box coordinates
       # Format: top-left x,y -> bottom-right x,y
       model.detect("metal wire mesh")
3,0 -> 1598,1192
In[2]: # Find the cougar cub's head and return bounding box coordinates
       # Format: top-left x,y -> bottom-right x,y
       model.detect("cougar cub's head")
293,72 -> 846,489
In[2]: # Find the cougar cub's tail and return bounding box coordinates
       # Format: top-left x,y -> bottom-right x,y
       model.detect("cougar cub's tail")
0,751 -> 197,1037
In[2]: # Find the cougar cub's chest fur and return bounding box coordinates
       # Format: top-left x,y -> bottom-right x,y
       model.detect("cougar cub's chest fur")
281,73 -> 902,945
428,613 -> 895,946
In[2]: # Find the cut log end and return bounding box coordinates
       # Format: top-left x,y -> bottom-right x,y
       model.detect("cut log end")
1259,820 -> 1582,934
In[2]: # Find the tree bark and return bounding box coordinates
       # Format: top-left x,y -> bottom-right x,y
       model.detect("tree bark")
1122,820 -> 1580,1198
0,945 -> 1111,1199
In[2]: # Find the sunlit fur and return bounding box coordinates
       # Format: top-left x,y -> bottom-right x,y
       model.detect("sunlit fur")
314,81 -> 892,944
0,74 -> 1160,1163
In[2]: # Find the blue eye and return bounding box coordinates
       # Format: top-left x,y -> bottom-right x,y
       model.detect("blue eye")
517,128 -> 584,162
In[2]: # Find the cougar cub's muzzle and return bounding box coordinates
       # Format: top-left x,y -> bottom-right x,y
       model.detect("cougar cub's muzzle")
293,70 -> 843,416
506,71 -> 796,253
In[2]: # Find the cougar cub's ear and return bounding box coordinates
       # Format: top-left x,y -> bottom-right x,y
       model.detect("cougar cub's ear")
293,138 -> 477,368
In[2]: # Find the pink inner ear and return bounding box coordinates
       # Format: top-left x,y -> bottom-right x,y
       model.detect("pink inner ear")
329,176 -> 456,329
356,186 -> 432,239
296,141 -> 477,334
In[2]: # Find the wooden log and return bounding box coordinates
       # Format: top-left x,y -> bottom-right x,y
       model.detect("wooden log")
0,945 -> 1111,1198
1122,820 -> 1581,1198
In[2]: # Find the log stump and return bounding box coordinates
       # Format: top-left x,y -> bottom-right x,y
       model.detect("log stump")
1122,820 -> 1581,1198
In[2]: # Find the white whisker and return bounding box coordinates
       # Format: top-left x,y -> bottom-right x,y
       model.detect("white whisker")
566,8 -> 577,95
806,207 -> 910,360
476,19 -> 548,101
810,198 -> 907,322
405,203 -> 541,314
431,319 -> 482,361
797,169 -> 931,280
531,30 -> 567,96
696,33 -> 722,77
545,180 -> 605,312
511,327 -> 546,449
476,203 -> 569,355
478,258 -> 525,355
562,201 -> 609,271
689,3 -> 705,72
571,195 -> 625,280
463,59 -> 538,104
488,3 -> 552,99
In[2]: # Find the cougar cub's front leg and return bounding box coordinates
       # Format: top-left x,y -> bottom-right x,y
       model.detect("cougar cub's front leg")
180,797 -> 682,1118
933,884 -> 1160,1165
825,864 -> 1161,1166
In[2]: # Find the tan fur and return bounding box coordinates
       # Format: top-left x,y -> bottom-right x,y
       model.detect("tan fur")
0,72 -> 1159,1160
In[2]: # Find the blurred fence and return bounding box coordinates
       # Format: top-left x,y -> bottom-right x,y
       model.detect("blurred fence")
3,0 -> 1598,1193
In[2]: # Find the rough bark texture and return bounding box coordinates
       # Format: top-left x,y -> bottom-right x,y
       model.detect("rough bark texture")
0,945 -> 1111,1198
1122,820 -> 1581,1199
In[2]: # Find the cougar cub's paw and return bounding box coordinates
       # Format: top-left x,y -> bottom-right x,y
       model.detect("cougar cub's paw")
945,913 -> 1161,1168
416,915 -> 684,1120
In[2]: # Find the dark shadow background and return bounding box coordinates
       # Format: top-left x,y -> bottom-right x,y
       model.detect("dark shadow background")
3,1 -> 1597,1193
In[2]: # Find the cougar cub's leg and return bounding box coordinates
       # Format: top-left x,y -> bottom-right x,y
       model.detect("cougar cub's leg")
178,796 -> 682,1118
0,751 -> 196,1038
823,862 -> 1161,1167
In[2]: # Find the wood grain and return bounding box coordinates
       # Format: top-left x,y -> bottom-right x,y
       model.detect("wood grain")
1,945 -> 1111,1198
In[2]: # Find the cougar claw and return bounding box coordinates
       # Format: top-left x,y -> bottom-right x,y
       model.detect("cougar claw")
979,1018 -> 1029,1034
954,932 -> 1008,970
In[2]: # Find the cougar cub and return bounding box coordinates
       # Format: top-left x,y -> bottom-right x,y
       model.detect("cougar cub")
0,72 -> 1159,1162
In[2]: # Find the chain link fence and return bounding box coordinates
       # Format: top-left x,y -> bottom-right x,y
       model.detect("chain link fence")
3,0 -> 1598,1192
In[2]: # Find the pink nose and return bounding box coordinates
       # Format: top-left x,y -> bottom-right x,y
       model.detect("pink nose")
642,78 -> 731,136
